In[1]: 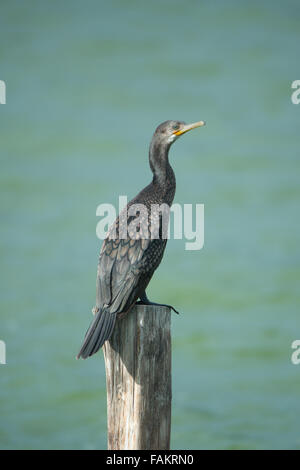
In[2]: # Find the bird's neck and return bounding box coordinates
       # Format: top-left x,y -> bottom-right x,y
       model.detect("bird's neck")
149,141 -> 176,199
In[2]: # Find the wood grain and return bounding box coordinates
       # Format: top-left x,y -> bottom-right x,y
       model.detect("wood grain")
103,304 -> 171,450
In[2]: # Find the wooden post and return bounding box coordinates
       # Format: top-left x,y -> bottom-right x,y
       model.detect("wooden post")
103,304 -> 171,450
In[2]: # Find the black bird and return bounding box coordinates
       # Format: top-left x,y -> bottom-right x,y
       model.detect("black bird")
77,120 -> 205,359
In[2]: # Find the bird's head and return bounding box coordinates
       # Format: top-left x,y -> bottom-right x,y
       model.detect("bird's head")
153,120 -> 206,147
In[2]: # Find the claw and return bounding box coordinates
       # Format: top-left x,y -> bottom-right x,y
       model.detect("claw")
136,300 -> 180,315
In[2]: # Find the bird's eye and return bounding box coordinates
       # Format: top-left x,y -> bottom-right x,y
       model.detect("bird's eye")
172,124 -> 180,130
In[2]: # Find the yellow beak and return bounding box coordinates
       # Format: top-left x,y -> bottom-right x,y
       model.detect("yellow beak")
174,120 -> 206,136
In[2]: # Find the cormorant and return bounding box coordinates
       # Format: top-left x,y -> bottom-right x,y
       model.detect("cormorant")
77,120 -> 205,359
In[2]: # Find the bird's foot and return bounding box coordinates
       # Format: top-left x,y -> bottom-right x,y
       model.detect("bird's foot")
136,299 -> 179,315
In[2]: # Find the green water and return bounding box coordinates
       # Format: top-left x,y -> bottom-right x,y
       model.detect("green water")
1,0 -> 300,450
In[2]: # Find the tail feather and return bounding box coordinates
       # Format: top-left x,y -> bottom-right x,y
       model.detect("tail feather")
76,309 -> 117,359
90,310 -> 115,356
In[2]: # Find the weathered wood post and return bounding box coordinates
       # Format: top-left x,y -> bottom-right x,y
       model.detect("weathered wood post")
103,304 -> 171,450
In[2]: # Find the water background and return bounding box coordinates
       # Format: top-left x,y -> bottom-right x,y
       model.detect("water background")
1,0 -> 299,449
